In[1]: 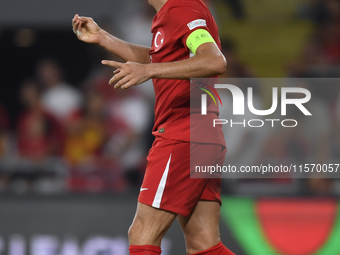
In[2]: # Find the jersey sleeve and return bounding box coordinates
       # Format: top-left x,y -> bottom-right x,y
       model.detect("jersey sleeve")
167,4 -> 214,51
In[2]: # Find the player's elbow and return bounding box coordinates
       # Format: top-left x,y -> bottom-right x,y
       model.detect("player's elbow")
210,54 -> 227,76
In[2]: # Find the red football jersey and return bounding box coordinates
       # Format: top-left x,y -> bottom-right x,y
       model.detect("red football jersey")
149,0 -> 225,146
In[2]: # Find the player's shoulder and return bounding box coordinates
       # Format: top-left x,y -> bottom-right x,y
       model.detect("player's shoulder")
165,0 -> 209,22
167,0 -> 207,12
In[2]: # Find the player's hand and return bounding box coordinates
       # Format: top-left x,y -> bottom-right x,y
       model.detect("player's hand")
72,14 -> 100,44
101,60 -> 151,89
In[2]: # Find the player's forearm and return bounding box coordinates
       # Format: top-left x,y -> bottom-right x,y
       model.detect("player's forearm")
98,29 -> 151,64
147,50 -> 226,79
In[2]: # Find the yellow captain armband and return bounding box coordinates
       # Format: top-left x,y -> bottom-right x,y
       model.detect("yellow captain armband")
186,29 -> 216,55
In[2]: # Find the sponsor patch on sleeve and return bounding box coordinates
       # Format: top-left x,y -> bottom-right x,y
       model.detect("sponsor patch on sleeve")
187,19 -> 207,30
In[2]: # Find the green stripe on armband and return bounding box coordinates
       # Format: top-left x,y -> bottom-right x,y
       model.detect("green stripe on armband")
186,29 -> 216,55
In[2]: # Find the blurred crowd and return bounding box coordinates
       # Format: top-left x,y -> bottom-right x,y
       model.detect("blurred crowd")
221,0 -> 340,196
0,0 -> 340,196
0,58 -> 153,194
292,0 -> 340,76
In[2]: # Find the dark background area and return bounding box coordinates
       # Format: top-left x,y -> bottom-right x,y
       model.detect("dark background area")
0,29 -> 92,125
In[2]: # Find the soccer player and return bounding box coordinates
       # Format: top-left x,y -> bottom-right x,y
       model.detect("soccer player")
72,0 -> 235,254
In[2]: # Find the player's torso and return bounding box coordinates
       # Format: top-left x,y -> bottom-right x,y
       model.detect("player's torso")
149,0 -> 223,144
150,0 -> 220,63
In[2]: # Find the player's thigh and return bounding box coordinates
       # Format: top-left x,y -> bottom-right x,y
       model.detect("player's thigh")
177,200 -> 221,254
129,202 -> 177,246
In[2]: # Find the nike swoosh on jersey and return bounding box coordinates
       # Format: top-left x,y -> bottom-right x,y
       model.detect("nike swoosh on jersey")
140,188 -> 148,192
